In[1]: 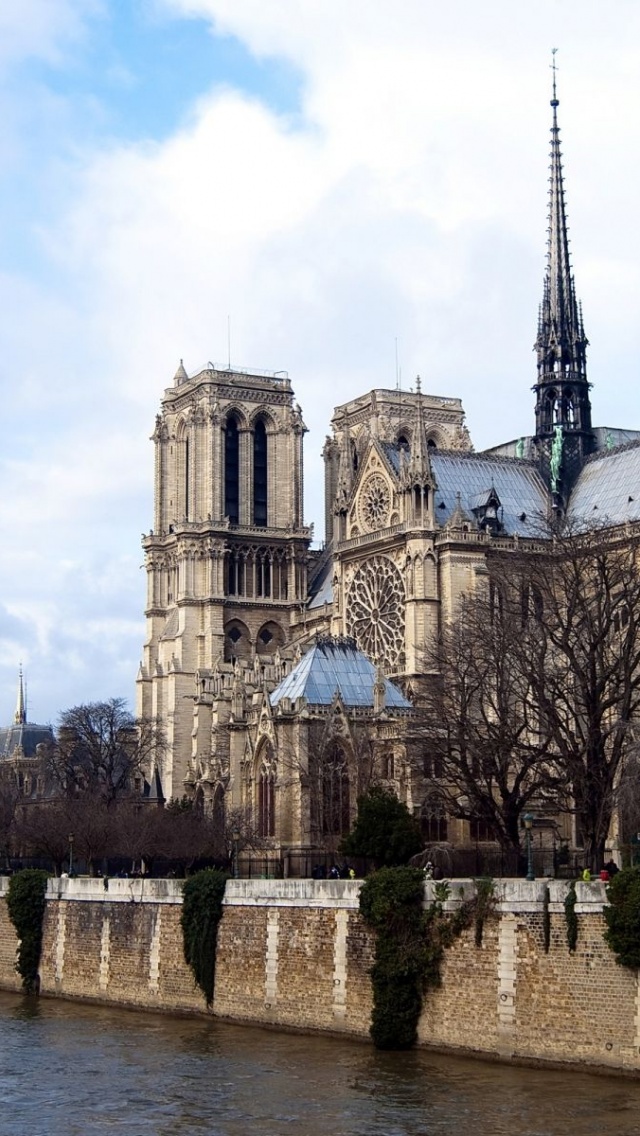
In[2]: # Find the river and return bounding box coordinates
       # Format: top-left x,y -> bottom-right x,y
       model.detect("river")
0,992 -> 639,1135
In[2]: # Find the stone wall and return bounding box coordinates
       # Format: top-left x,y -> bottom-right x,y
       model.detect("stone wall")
0,875 -> 638,1073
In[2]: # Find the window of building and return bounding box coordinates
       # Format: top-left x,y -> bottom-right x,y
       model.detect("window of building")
322,746 -> 350,836
225,416 -> 240,524
253,419 -> 268,526
420,796 -> 448,842
423,752 -> 444,779
258,749 -> 276,838
470,817 -> 495,842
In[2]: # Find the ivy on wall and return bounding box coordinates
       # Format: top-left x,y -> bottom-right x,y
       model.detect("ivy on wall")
603,867 -> 640,968
564,881 -> 578,953
181,869 -> 228,1006
6,869 -> 50,993
359,867 -> 476,1050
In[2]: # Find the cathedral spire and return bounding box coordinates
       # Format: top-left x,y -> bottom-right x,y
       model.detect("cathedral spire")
533,53 -> 593,501
14,665 -> 26,726
535,53 -> 587,382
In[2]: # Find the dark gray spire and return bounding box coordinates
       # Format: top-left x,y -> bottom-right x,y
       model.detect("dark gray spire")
533,54 -> 593,502
534,58 -> 588,382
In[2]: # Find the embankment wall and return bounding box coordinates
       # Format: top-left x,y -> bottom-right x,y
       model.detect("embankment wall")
0,876 -> 638,1073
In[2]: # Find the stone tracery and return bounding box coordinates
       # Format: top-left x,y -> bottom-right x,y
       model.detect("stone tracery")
346,555 -> 405,667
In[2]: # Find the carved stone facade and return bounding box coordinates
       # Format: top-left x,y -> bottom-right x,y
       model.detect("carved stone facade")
136,365 -> 311,799
137,84 -> 640,865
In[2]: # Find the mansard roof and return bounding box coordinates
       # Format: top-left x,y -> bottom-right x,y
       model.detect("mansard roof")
568,441 -> 640,526
270,637 -> 411,711
432,452 -> 549,536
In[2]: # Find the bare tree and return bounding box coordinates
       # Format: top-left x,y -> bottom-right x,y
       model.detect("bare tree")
502,524 -> 640,869
16,799 -> 76,875
0,772 -> 21,869
48,698 -> 164,806
417,522 -> 640,869
416,582 -> 563,856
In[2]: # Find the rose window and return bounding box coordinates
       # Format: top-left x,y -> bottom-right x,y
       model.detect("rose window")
346,555 -> 405,667
359,474 -> 391,532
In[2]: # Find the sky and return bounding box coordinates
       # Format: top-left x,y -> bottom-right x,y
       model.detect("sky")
1,0 -> 639,726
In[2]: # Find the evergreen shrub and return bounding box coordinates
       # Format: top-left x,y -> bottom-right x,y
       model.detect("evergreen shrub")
181,868 -> 227,1006
6,869 -> 50,993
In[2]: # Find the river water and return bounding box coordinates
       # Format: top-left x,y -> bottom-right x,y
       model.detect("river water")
1,992 -> 639,1136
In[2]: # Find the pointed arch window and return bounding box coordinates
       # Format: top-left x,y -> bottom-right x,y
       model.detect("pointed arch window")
322,745 -> 351,836
258,746 -> 276,838
253,419 -> 268,526
225,416 -> 240,524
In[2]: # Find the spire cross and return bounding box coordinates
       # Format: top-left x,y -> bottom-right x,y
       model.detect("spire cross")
551,48 -> 559,106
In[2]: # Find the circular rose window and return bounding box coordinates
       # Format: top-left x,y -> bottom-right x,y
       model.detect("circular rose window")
358,473 -> 391,533
346,555 -> 405,667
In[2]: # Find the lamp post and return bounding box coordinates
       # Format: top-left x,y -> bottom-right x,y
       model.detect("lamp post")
231,827 -> 240,880
68,833 -> 75,877
523,814 -> 534,882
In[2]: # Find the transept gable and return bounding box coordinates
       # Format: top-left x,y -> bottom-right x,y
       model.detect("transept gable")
347,440 -> 400,537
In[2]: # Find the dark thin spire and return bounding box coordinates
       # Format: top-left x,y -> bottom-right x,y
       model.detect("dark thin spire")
534,50 -> 588,382
14,665 -> 26,726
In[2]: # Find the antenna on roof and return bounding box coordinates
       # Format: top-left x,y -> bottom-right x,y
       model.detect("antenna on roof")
227,315 -> 231,371
395,337 -> 401,391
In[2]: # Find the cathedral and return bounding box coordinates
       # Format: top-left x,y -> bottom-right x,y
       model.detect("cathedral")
136,78 -> 640,863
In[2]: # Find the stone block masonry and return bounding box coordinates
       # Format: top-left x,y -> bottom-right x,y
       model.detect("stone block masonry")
0,876 -> 639,1073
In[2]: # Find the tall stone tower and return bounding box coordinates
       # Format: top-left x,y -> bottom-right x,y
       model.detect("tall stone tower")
533,62 -> 593,507
137,363 -> 310,799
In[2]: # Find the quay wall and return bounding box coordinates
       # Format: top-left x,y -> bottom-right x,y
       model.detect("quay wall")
0,876 -> 638,1073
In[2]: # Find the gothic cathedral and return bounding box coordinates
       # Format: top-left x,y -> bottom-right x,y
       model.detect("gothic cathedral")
137,79 -> 640,863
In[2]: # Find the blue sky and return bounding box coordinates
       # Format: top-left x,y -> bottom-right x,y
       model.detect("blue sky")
1,0 -> 640,726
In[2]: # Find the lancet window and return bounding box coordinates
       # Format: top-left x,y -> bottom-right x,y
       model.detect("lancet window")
257,745 -> 276,838
253,418 -> 268,526
226,546 -> 288,600
224,415 -> 240,524
321,745 -> 351,836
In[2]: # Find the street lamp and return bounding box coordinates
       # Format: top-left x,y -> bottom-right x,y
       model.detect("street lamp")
231,827 -> 241,880
68,833 -> 75,876
523,814 -> 534,882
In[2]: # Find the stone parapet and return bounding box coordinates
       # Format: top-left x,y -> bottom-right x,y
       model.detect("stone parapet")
0,875 -> 635,1074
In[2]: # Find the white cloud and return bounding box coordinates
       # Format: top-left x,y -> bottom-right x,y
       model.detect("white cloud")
1,0 -> 640,722
0,0 -> 102,70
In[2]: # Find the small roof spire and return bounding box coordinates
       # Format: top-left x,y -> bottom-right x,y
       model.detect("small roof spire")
14,665 -> 26,726
400,376 -> 435,489
173,359 -> 188,385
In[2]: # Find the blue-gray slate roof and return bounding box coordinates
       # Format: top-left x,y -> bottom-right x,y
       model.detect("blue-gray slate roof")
270,638 -> 412,711
0,722 -> 53,760
431,453 -> 549,536
568,443 -> 640,526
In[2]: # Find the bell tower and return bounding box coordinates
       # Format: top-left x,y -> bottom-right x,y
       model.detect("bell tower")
533,55 -> 594,508
137,362 -> 310,799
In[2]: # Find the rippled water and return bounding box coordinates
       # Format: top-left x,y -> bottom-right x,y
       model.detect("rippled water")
1,992 -> 640,1136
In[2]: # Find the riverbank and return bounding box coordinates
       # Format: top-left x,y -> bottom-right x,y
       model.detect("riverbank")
0,875 -> 637,1074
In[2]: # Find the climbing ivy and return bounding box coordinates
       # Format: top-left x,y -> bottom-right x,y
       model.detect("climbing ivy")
181,869 -> 228,1006
603,867 -> 640,969
542,885 -> 551,954
473,878 -> 495,947
564,881 -> 578,952
6,869 -> 50,993
359,867 -> 475,1050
